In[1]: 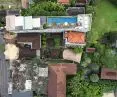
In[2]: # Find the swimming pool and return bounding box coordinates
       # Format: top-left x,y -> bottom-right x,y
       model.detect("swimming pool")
47,16 -> 77,25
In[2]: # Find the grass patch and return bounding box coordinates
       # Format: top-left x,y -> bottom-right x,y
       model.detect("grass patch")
88,0 -> 117,43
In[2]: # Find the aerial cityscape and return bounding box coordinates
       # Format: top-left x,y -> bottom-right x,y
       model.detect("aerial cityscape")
0,0 -> 117,97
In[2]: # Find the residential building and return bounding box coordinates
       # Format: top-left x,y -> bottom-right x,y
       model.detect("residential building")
48,63 -> 77,97
6,15 -> 92,33
76,0 -> 88,7
67,7 -> 85,16
16,33 -> 41,58
64,31 -> 86,46
101,68 -> 117,80
58,0 -> 70,5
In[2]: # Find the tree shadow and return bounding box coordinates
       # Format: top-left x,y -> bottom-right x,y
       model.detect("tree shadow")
108,0 -> 117,8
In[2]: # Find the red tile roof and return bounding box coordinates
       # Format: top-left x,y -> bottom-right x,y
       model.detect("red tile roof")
48,63 -> 77,97
58,0 -> 70,4
65,31 -> 85,44
101,68 -> 117,80
86,48 -> 96,53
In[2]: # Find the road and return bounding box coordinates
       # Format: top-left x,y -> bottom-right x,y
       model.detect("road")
0,31 -> 8,97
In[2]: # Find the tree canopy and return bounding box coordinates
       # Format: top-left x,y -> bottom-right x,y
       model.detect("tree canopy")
67,71 -> 117,97
21,1 -> 66,16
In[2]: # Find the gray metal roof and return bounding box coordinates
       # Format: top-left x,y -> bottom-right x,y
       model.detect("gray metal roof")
10,91 -> 33,97
10,28 -> 87,33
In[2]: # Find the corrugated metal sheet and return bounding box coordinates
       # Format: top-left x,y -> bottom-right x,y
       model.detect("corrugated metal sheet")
24,16 -> 32,30
32,18 -> 40,28
15,16 -> 24,29
6,15 -> 15,30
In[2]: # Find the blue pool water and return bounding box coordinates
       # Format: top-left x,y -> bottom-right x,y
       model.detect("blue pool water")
47,17 -> 77,25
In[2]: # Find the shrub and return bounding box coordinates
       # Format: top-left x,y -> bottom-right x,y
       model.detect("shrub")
81,62 -> 88,68
43,24 -> 48,29
89,64 -> 100,72
73,47 -> 83,54
54,38 -> 60,48
85,57 -> 91,64
90,74 -> 99,82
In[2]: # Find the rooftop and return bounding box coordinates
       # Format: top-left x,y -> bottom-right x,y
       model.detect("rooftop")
67,7 -> 85,16
48,63 -> 77,97
64,31 -> 85,44
101,68 -> 117,80
58,0 -> 69,4
17,33 -> 41,50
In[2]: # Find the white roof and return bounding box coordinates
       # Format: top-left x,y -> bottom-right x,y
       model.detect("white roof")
25,80 -> 32,90
6,15 -> 41,30
77,14 -> 92,32
38,67 -> 48,77
6,15 -> 15,30
103,92 -> 114,97
32,18 -> 41,28
24,16 -> 33,29
15,16 -> 24,27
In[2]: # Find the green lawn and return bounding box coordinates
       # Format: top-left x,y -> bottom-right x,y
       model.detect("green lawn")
88,0 -> 117,43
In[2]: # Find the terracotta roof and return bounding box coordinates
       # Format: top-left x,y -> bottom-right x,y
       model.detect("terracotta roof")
48,64 -> 77,97
17,33 -> 40,50
58,0 -> 69,4
86,48 -> 96,53
101,68 -> 117,80
65,31 -> 85,44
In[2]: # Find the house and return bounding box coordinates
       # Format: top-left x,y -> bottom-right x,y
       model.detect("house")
6,15 -> 42,31
101,68 -> 117,80
63,49 -> 82,63
58,0 -> 70,5
86,48 -> 96,53
76,0 -> 88,7
64,31 -> 86,46
6,15 -> 92,33
16,33 -> 41,58
67,7 -> 85,16
48,63 -> 77,97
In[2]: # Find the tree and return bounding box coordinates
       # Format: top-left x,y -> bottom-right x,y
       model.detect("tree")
33,0 -> 57,3
21,1 -> 66,16
67,70 -> 117,97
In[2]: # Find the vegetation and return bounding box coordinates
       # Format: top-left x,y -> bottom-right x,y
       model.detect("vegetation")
54,38 -> 60,48
21,1 -> 66,16
42,33 -> 47,48
73,47 -> 83,53
90,74 -> 99,82
67,0 -> 117,96
87,0 -> 117,43
0,44 -> 5,53
67,71 -> 117,97
33,0 -> 57,3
